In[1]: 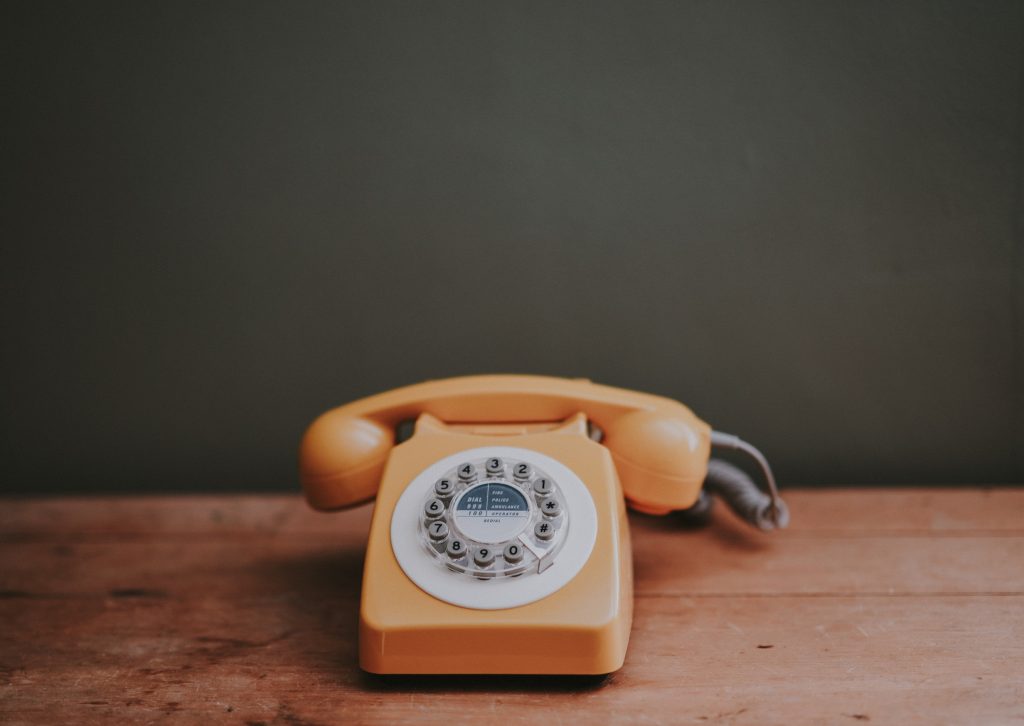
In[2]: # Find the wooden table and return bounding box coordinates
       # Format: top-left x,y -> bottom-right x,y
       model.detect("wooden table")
1,489 -> 1021,724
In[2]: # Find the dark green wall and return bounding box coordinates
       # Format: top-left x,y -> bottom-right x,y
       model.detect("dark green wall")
3,1 -> 1022,494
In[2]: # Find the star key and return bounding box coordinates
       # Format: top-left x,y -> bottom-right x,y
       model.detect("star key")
540,497 -> 561,517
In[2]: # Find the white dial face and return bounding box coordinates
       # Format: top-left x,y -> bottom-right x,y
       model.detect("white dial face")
390,446 -> 598,610
452,481 -> 531,543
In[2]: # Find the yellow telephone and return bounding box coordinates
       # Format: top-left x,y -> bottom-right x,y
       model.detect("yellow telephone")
299,374 -> 786,675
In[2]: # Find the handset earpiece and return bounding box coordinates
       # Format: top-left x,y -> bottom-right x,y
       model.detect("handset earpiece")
602,407 -> 712,515
299,408 -> 394,510
601,409 -> 788,530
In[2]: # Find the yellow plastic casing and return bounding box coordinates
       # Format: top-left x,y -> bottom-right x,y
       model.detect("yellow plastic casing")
357,413 -> 632,674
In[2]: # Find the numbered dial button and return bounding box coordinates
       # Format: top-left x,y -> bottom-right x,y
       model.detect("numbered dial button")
534,520 -> 555,540
503,541 -> 524,563
457,462 -> 477,481
473,546 -> 496,567
485,457 -> 504,475
533,478 -> 553,496
539,497 -> 562,517
424,498 -> 445,519
434,478 -> 455,498
446,538 -> 467,559
512,462 -> 532,481
427,520 -> 449,541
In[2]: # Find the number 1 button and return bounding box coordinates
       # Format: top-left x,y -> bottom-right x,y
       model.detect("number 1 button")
533,478 -> 553,495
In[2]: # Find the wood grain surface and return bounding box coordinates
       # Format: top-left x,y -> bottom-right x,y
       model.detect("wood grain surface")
1,489 -> 1021,725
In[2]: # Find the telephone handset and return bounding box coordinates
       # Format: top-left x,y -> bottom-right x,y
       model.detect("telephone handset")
300,375 -> 786,675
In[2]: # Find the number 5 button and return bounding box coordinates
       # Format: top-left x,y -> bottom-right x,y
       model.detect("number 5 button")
434,478 -> 455,498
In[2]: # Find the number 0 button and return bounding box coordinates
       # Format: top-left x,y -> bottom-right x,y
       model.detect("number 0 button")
427,520 -> 449,541
503,542 -> 524,563
424,498 -> 445,519
473,546 -> 495,566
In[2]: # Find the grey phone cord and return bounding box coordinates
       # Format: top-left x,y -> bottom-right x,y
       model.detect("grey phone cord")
705,431 -> 790,531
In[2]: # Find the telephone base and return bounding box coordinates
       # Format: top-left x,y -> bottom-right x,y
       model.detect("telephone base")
357,417 -> 633,675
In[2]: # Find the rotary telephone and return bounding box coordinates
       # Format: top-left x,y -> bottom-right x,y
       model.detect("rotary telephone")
299,374 -> 787,675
